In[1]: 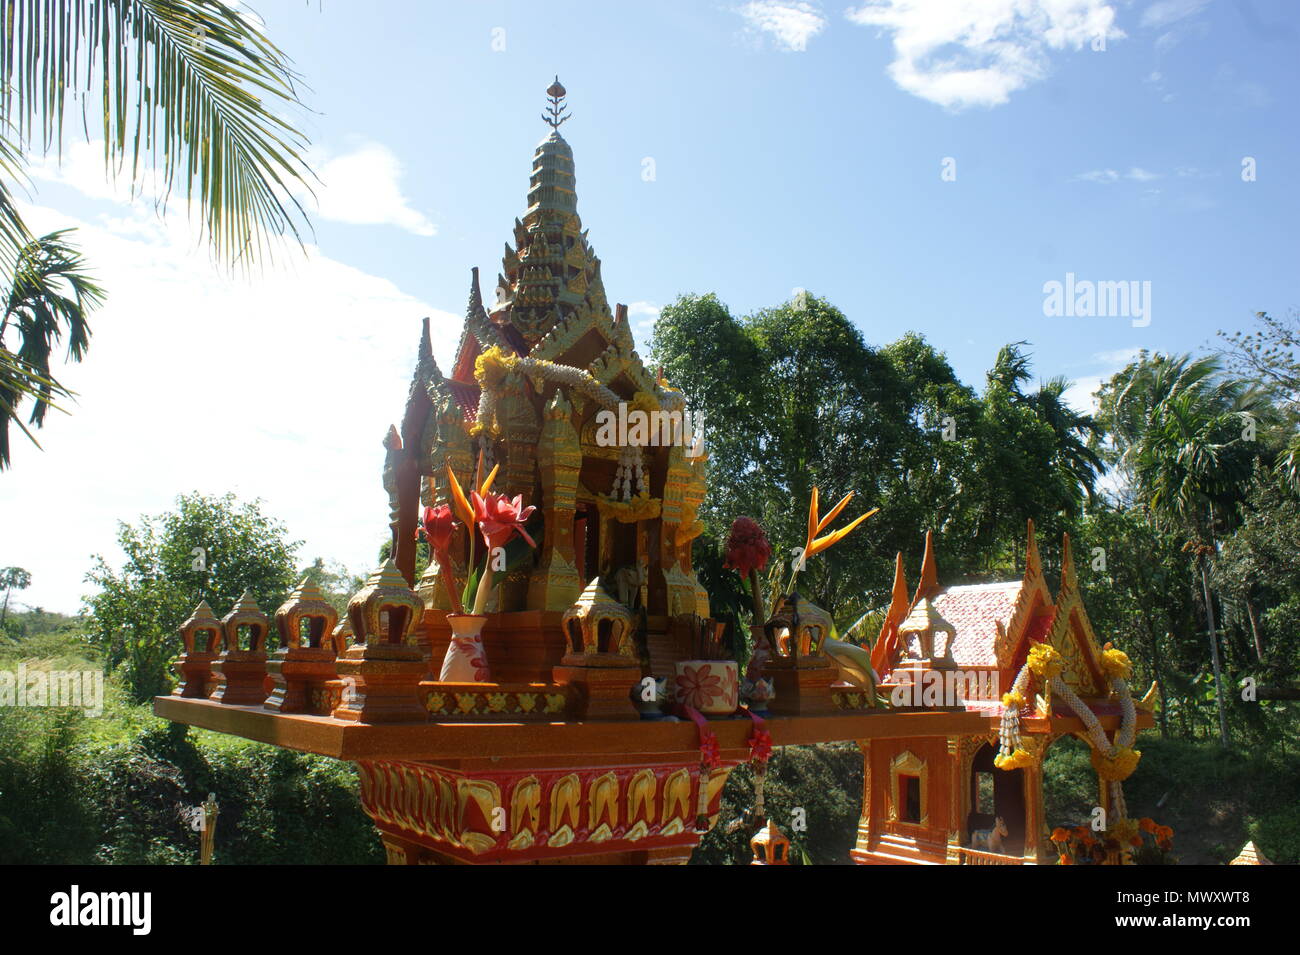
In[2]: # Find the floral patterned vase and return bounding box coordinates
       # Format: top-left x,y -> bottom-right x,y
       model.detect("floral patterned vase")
440,614 -> 491,682
673,660 -> 739,715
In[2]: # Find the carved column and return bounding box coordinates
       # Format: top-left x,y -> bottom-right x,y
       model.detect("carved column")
945,736 -> 963,864
527,391 -> 582,611
500,374 -> 540,611
1021,734 -> 1049,864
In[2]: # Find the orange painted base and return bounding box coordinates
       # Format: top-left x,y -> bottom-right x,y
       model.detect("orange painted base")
356,757 -> 734,865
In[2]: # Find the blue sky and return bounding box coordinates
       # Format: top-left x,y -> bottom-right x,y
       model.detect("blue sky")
3,0 -> 1297,612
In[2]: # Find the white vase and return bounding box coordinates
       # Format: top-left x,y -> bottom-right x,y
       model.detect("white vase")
439,614 -> 491,682
673,660 -> 739,715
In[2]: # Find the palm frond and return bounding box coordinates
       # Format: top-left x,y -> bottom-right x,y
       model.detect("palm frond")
0,229 -> 101,468
0,0 -> 315,269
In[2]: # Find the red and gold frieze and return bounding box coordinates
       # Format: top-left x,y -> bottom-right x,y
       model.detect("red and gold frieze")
357,758 -> 735,864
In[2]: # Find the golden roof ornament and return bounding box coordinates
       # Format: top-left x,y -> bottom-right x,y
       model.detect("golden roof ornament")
347,558 -> 423,646
275,577 -> 339,651
560,577 -> 635,660
179,599 -> 223,655
221,590 -> 269,653
898,596 -> 956,666
1229,841 -> 1273,865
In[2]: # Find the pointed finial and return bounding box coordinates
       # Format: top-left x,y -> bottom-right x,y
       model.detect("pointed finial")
233,588 -> 260,612
913,529 -> 938,603
418,316 -> 432,364
542,75 -> 570,130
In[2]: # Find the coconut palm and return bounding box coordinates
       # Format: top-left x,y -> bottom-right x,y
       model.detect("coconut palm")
0,230 -> 105,467
0,0 -> 314,465
1106,353 -> 1275,746
1030,373 -> 1104,502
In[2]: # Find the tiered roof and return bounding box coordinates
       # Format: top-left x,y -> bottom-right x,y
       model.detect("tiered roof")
431,78 -> 646,425
871,521 -> 1111,702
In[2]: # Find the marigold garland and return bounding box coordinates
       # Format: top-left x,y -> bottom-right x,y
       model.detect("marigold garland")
1026,643 -> 1063,680
993,747 -> 1035,770
1100,641 -> 1133,681
1090,745 -> 1142,781
597,490 -> 661,523
474,345 -> 514,390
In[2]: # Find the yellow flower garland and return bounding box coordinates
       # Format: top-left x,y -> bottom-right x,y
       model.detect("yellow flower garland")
1027,643 -> 1063,681
994,748 -> 1035,771
1090,745 -> 1141,781
474,345 -> 515,390
598,490 -> 661,523
1100,642 -> 1133,681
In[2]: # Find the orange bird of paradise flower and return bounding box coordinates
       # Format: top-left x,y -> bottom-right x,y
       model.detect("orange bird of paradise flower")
803,487 -> 878,562
446,460 -> 499,531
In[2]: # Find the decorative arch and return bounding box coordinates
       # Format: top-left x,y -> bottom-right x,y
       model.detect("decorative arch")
889,750 -> 929,827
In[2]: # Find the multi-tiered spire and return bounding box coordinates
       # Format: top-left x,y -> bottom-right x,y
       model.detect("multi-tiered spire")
488,76 -> 611,345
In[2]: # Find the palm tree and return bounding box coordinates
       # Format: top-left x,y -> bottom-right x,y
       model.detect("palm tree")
1030,373 -> 1104,502
0,231 -> 104,467
1107,353 -> 1274,747
0,565 -> 31,628
0,0 -> 314,465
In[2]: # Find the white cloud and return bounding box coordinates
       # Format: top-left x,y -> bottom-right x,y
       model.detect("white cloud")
845,0 -> 1124,110
1140,0 -> 1213,29
626,301 -> 661,352
28,139 -> 437,237
1062,347 -> 1140,414
1073,166 -> 1162,183
302,143 -> 437,236
737,1 -> 827,51
0,200 -> 459,613
1076,168 -> 1121,183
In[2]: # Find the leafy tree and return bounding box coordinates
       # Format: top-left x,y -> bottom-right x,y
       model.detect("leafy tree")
84,492 -> 300,702
300,557 -> 366,616
651,294 -> 1101,634
1218,309 -> 1300,492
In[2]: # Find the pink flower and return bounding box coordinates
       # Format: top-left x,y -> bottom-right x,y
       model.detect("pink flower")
472,491 -> 537,551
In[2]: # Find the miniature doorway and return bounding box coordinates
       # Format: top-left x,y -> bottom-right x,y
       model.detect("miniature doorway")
969,743 -> 1026,854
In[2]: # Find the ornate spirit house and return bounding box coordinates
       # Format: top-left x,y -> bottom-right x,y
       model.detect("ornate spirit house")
155,81 -> 1152,865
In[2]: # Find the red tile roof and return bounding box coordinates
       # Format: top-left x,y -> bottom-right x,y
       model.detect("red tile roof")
931,581 -> 1022,667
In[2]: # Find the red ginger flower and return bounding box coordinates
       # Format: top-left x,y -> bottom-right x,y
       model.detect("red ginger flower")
472,491 -> 537,551
418,504 -> 457,555
723,516 -> 772,579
